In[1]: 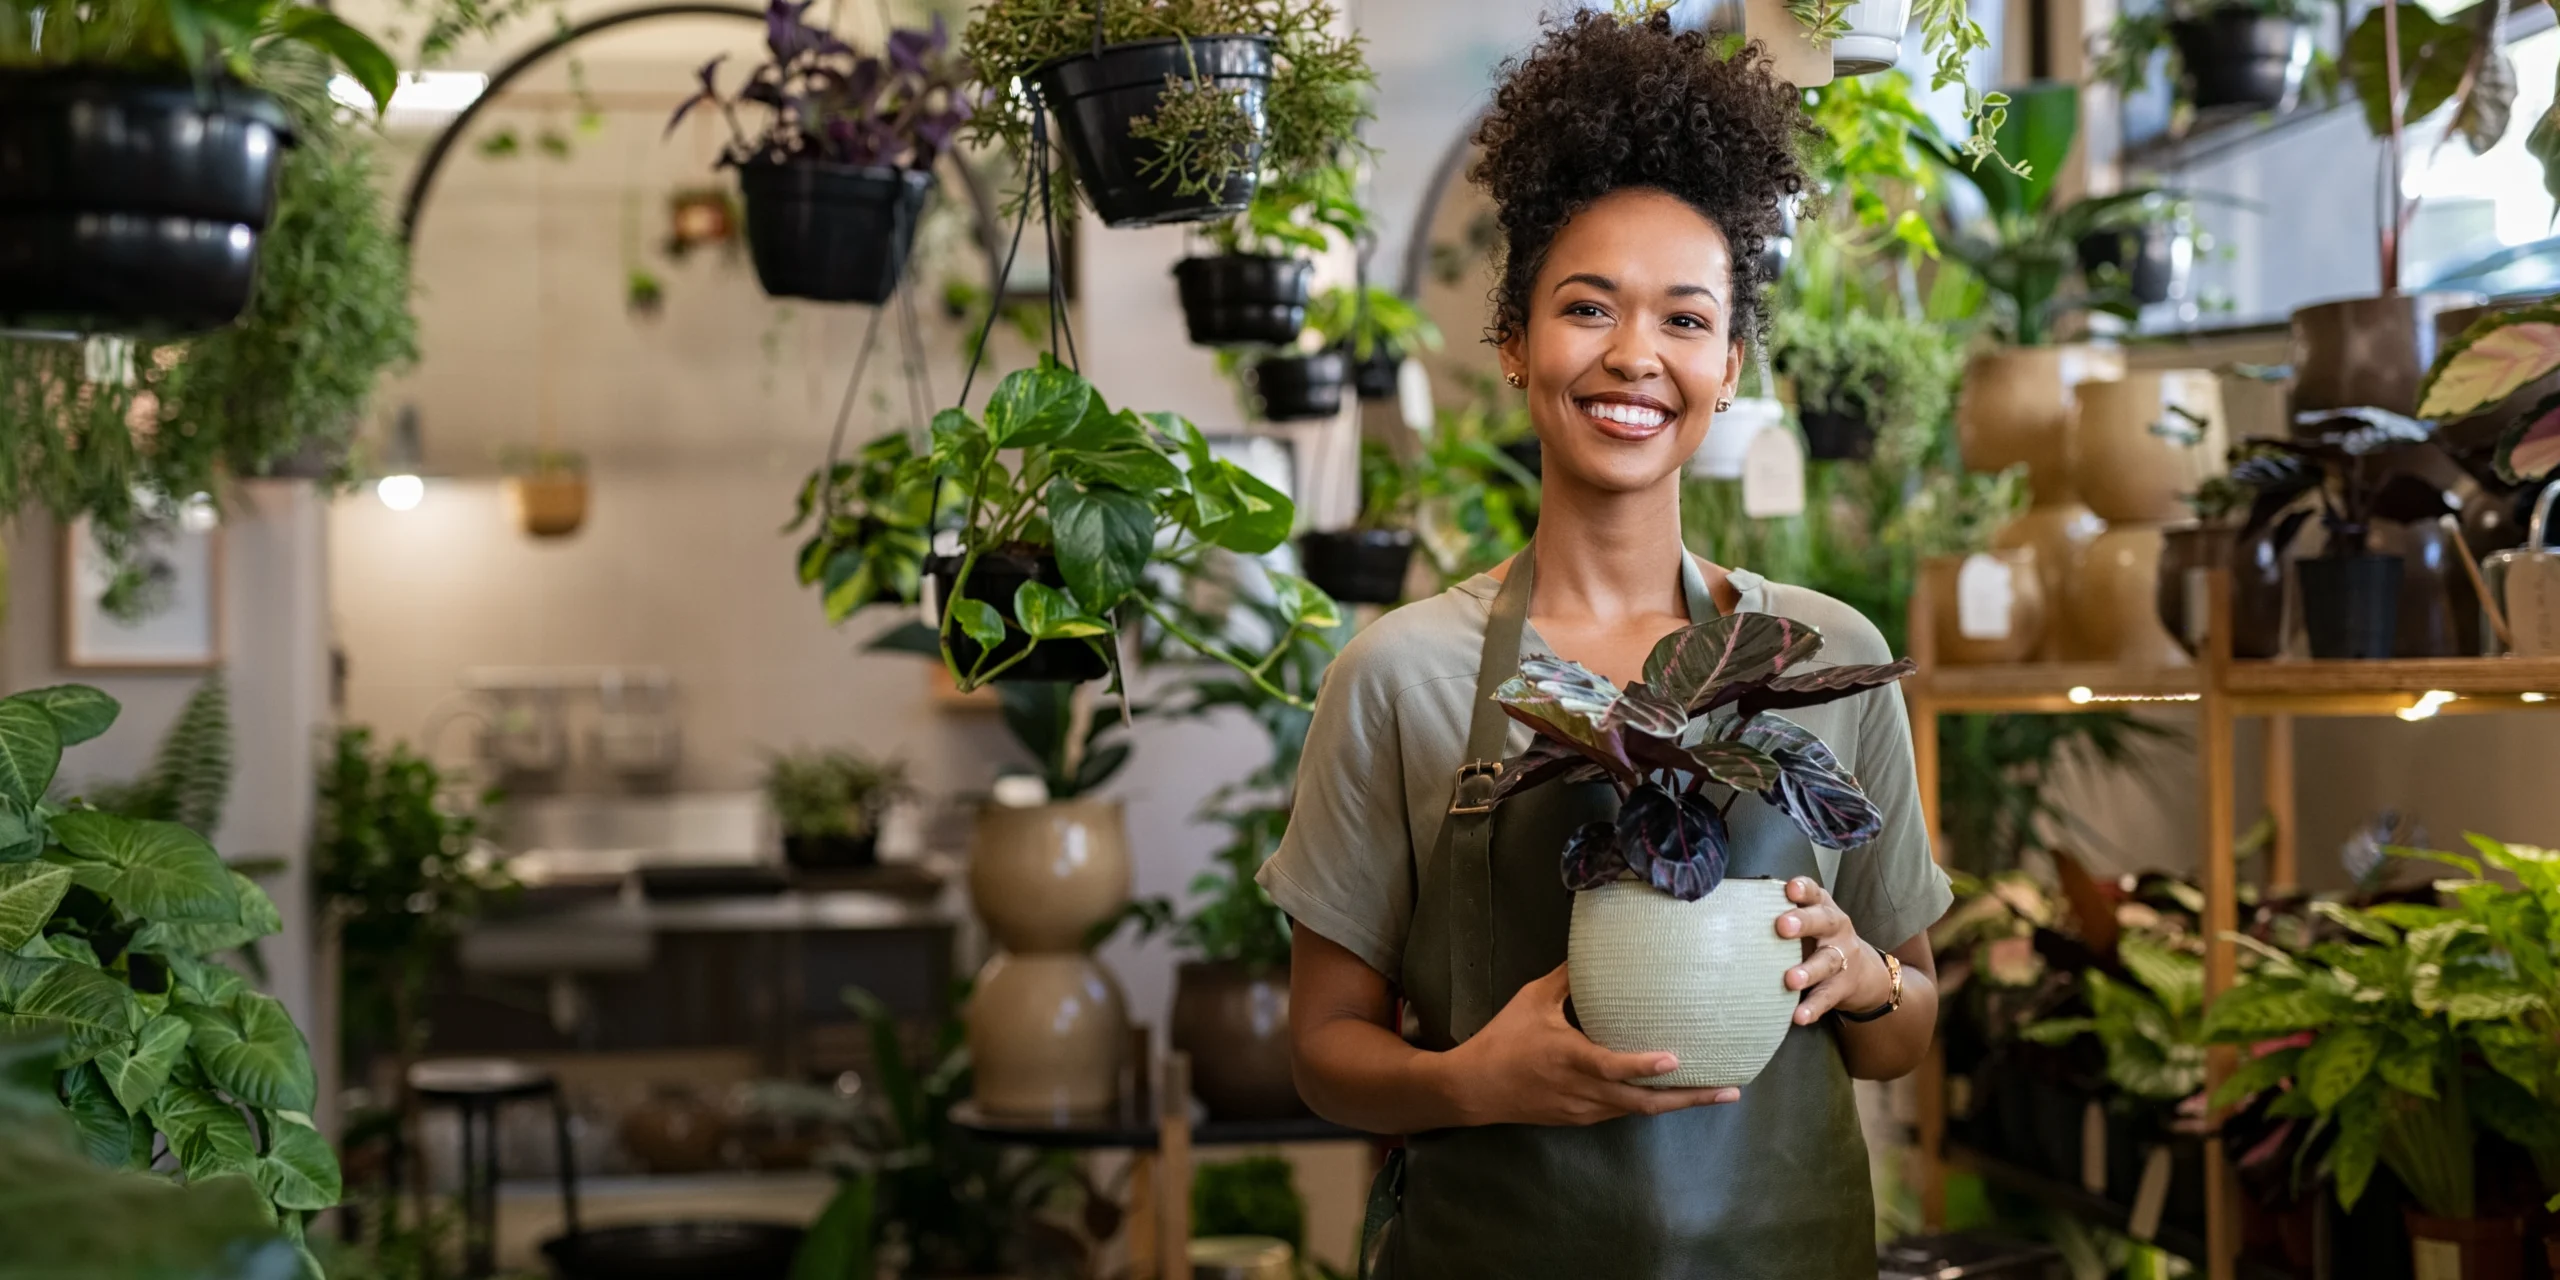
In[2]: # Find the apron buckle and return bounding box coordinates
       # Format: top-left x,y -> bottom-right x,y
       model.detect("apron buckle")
1448,760 -> 1505,815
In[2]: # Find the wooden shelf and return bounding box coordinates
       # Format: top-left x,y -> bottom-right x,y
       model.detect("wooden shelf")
1910,657 -> 2560,716
1911,663 -> 2201,713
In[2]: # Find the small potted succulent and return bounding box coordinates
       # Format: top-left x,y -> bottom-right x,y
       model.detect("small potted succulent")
1768,308 -> 1958,462
1306,283 -> 1442,401
1175,162 -> 1367,348
2225,413 -> 2445,659
765,748 -> 908,870
668,4 -> 977,304
959,0 -> 1372,227
0,0 -> 396,334
1298,440 -> 1420,605
787,433 -> 941,619
1493,612 -> 1913,1086
2089,0 -> 2316,116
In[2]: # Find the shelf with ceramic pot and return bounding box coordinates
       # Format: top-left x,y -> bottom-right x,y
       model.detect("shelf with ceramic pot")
1904,655 -> 2560,716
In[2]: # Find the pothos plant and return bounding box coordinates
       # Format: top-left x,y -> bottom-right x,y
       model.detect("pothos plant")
790,433 -> 945,619
1492,612 -> 1914,900
920,358 -> 1341,704
0,685 -> 339,1267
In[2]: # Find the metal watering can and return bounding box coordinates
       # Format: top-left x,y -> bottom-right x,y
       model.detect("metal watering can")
2483,479 -> 2560,656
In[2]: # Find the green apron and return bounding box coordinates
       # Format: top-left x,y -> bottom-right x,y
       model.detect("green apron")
1370,544 -> 1875,1280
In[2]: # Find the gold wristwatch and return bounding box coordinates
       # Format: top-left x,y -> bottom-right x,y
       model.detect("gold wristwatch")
1838,947 -> 1903,1023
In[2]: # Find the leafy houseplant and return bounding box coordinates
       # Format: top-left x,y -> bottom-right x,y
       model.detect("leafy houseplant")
1298,441 -> 1422,605
2417,302 -> 2560,485
1770,307 -> 1959,462
668,4 -> 977,304
790,433 -> 941,620
1773,0 -> 1996,163
85,673 -> 231,838
1176,162 -> 1369,349
0,684 -> 341,1267
2089,0 -> 2317,116
766,749 -> 907,870
959,0 -> 1373,227
2226,413 -> 2442,658
1307,283 -> 1441,401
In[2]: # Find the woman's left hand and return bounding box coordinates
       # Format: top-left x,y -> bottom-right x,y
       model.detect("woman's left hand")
1774,876 -> 1888,1026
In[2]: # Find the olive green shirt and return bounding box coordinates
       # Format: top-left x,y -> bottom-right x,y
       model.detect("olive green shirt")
1258,566 -> 1953,981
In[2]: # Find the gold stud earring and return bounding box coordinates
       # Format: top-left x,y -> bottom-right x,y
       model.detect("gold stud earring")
1715,397 -> 1733,412
1504,371 -> 1525,388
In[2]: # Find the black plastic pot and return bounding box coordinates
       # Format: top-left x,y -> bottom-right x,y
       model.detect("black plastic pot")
924,551 -> 1112,684
1349,343 -> 1403,400
2172,11 -> 2309,111
1173,254 -> 1311,346
782,832 -> 878,871
1300,529 -> 1416,604
737,161 -> 933,304
1249,350 -> 1347,422
0,72 -> 291,335
2299,553 -> 2404,659
1798,406 -> 1876,461
541,1222 -> 804,1280
1033,36 -> 1273,228
1501,438 -> 1543,480
2076,222 -> 2189,305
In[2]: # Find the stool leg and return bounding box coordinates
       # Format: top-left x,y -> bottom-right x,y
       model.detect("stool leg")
464,1100 -> 498,1278
549,1090 -> 581,1240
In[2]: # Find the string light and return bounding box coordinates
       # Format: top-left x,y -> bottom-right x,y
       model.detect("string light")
2067,686 -> 2200,705
2396,690 -> 2458,721
2525,692 -> 2550,704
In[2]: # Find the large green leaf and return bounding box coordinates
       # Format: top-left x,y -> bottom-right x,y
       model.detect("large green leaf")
2211,1045 -> 2302,1109
1972,82 -> 2078,218
162,954 -> 248,1007
133,871 -> 283,958
0,702 -> 61,810
2118,933 -> 2206,1020
2303,1025 -> 2380,1111
1061,444 -> 1184,494
1204,461 -> 1294,554
97,1012 -> 194,1114
2375,1040 -> 2437,1100
48,813 -> 242,925
150,1071 -> 261,1182
275,8 -> 397,115
791,1175 -> 877,1280
61,1062 -> 151,1170
2347,5 -> 2476,140
983,362 -> 1094,449
254,1110 -> 342,1211
2331,1098 -> 2382,1210
1048,480 -> 1154,614
0,863 -> 71,951
178,993 -> 315,1111
6,685 -> 120,746
0,957 -> 141,1064
2203,979 -> 2334,1039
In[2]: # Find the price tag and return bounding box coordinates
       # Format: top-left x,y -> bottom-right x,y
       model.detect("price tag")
1957,554 -> 2016,640
2183,566 -> 2214,648
1741,426 -> 1805,519
1398,355 -> 1435,433
2412,1238 -> 2463,1280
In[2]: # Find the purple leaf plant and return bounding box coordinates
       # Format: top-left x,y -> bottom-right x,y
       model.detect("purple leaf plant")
666,3 -> 982,171
1493,612 -> 1914,902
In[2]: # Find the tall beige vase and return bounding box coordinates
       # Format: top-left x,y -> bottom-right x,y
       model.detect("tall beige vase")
2072,371 -> 2227,524
966,798 -> 1131,1119
1957,345 -> 2126,498
2065,523 -> 2191,666
1991,505 -> 2105,660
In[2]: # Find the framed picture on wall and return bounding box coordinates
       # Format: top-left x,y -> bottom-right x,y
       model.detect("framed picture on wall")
60,513 -> 224,671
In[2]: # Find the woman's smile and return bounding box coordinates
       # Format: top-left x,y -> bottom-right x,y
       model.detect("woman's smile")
1576,392 -> 1679,442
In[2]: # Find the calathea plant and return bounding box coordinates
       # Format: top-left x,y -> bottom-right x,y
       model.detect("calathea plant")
2417,303 -> 2560,483
1494,613 -> 1914,900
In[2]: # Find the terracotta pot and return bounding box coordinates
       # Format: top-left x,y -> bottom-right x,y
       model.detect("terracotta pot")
1990,503 -> 2107,659
1171,960 -> 1304,1121
512,473 -> 588,539
968,799 -> 1131,952
2404,1209 -> 2525,1280
2067,523 -> 2190,666
2289,292 -> 2485,420
1922,549 -> 2047,665
967,951 -> 1127,1120
2072,371 -> 2227,523
617,1084 -> 730,1174
1957,346 -> 2124,500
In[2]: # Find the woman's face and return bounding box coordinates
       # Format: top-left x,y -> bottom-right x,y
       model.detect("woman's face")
1498,187 -> 1744,496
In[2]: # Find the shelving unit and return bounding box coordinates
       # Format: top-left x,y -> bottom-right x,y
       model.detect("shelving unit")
1904,569 -> 2560,1280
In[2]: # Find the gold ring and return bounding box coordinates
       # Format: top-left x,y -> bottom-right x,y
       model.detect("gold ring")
1820,943 -> 1849,976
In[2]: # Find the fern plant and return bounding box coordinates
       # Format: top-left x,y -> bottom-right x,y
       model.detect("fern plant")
88,673 -> 231,838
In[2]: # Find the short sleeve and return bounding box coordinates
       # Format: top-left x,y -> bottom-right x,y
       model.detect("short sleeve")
1257,637 -> 1415,980
1831,677 -> 1952,951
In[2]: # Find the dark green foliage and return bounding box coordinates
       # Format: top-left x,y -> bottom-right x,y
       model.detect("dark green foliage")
91,673 -> 231,837
1193,1155 -> 1305,1252
788,435 -> 942,620
763,749 -> 905,838
996,683 -> 1135,801
1770,309 -> 1961,451
1936,711 -> 2174,875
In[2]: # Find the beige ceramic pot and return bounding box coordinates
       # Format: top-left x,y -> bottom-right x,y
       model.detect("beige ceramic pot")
2289,292 -> 2484,419
1923,549 -> 2046,665
1567,878 -> 1800,1089
2071,371 -> 2227,523
1990,503 -> 2106,659
1957,346 -> 2125,498
967,951 -> 1127,1119
2066,523 -> 2190,666
968,799 -> 1131,952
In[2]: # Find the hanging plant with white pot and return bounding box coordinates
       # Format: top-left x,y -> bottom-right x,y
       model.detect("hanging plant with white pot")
1492,612 -> 1913,1087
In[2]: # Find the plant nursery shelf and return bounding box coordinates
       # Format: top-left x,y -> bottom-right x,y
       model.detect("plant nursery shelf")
1911,657 -> 2560,717
1910,663 -> 2201,712
1946,1144 -> 2301,1280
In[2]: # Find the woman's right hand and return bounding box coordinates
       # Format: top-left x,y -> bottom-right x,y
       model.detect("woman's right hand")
1436,963 -> 1741,1127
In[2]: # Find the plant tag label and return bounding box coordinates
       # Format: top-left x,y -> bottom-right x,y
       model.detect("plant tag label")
1741,427 -> 1805,519
1957,554 -> 2016,640
2183,566 -> 2213,648
2080,1102 -> 2107,1195
2126,1145 -> 2174,1241
82,335 -> 135,387
2505,556 -> 2560,656
2412,1238 -> 2463,1280
1398,355 -> 1435,433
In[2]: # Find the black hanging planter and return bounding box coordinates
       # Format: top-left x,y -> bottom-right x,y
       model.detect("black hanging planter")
1033,35 -> 1273,228
2298,554 -> 2404,659
1249,350 -> 1347,422
924,550 -> 1112,684
1173,254 -> 1312,346
1798,405 -> 1877,461
2076,222 -> 2189,305
0,72 -> 292,335
782,832 -> 879,871
737,161 -> 933,304
2171,11 -> 2309,111
1348,343 -> 1403,400
1300,528 -> 1417,604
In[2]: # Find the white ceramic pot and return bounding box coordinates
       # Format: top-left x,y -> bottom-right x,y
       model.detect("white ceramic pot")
1833,0 -> 1912,75
1566,878 -> 1801,1089
1688,396 -> 1785,479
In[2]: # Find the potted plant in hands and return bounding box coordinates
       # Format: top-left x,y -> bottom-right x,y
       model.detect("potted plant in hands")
1491,612 -> 1914,1085
959,0 -> 1372,228
668,5 -> 974,304
1176,161 -> 1367,347
1769,307 -> 1959,462
2226,415 -> 2444,658
767,749 -> 908,870
2089,0 -> 2315,116
0,0 -> 396,334
1307,282 -> 1442,400
1299,440 -> 1421,605
788,433 -> 941,620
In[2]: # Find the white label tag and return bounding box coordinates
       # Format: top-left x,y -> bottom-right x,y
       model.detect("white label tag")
2505,557 -> 2560,656
82,335 -> 135,387
1398,355 -> 1435,433
1957,554 -> 2016,640
2126,1145 -> 2174,1241
2183,565 -> 2213,648
2081,1102 -> 2108,1195
2412,1238 -> 2463,1280
1742,427 -> 1805,518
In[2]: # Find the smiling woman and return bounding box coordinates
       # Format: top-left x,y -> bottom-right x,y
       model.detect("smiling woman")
1254,10 -> 1950,1279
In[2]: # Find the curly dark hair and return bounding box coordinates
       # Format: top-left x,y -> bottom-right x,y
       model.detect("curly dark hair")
1471,11 -> 1815,351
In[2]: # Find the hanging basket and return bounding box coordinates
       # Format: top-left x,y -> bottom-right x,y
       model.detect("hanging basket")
513,473 -> 589,539
737,161 -> 934,304
2076,222 -> 2191,306
1299,528 -> 1415,604
1032,36 -> 1273,228
1248,350 -> 1347,422
2171,10 -> 2310,111
924,551 -> 1112,684
0,72 -> 291,335
1173,254 -> 1311,346
1798,405 -> 1876,461
1347,343 -> 1402,400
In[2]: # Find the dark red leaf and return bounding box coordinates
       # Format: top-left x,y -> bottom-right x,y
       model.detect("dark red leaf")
1560,820 -> 1629,891
1602,681 -> 1687,741
1642,614 -> 1825,711
1729,659 -> 1915,721
1613,783 -> 1730,902
1739,715 -> 1883,848
1496,738 -> 1608,801
1680,739 -> 1783,792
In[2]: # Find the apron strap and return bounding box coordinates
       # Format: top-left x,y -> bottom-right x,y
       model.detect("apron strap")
1446,545 -> 1538,1040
